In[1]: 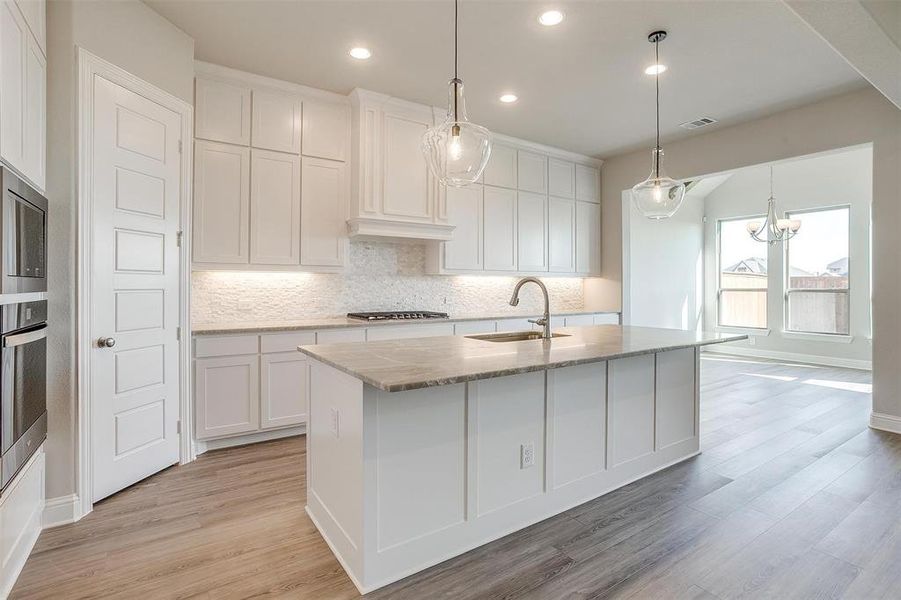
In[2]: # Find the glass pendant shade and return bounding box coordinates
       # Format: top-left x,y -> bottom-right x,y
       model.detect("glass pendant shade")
422,78 -> 492,187
631,148 -> 686,219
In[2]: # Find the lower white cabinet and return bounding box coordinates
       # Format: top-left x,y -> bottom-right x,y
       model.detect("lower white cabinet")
194,354 -> 260,439
261,352 -> 309,429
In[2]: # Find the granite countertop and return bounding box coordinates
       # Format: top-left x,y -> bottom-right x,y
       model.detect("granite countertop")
191,309 -> 620,336
297,325 -> 746,392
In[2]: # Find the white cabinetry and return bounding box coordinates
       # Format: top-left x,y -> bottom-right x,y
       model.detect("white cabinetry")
483,186 -> 517,271
261,352 -> 309,429
349,89 -> 451,240
443,185 -> 483,271
251,90 -> 301,153
575,164 -> 600,203
193,140 -> 250,264
193,64 -> 350,270
250,149 -> 301,265
301,157 -> 347,267
483,143 -> 517,189
517,150 -> 547,194
548,158 -> 574,198
195,354 -> 260,439
576,201 -> 601,275
0,0 -> 44,191
549,197 -> 575,273
517,191 -> 547,272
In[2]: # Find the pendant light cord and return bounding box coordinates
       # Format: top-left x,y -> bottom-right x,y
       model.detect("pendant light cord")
453,0 -> 459,122
654,38 -> 660,178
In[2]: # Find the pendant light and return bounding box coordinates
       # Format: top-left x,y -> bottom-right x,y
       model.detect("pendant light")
421,0 -> 492,187
747,165 -> 801,244
631,30 -> 686,220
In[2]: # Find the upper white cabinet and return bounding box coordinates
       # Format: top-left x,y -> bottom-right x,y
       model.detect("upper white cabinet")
549,158 -> 575,199
444,185 -> 483,271
575,164 -> 600,203
250,149 -> 301,265
576,201 -> 601,275
349,89 -> 451,240
303,100 -> 349,161
517,191 -> 547,272
251,90 -> 301,153
193,141 -> 250,264
517,150 -> 547,194
301,157 -> 347,267
549,197 -> 575,273
192,64 -> 350,270
195,77 -> 251,145
0,0 -> 44,191
483,186 -> 517,271
483,143 -> 517,189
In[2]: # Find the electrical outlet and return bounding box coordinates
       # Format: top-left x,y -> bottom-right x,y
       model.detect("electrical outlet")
520,443 -> 535,469
330,407 -> 340,438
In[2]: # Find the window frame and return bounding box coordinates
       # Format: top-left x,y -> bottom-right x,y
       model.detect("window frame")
783,204 -> 851,336
716,214 -> 768,330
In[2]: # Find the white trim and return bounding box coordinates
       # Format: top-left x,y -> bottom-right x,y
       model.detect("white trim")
702,345 -> 871,370
194,425 -> 306,455
869,412 -> 901,435
42,494 -> 80,529
780,330 -> 854,343
195,60 -> 351,105
715,326 -> 771,337
76,48 -> 194,520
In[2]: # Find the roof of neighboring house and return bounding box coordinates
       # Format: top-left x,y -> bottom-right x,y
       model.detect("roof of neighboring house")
827,257 -> 849,275
724,257 -> 815,277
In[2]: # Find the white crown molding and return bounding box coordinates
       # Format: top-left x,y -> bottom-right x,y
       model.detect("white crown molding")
347,217 -> 455,242
195,60 -> 350,104
870,412 -> 901,435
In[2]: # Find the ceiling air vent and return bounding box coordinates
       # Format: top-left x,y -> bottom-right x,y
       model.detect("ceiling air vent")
679,116 -> 718,130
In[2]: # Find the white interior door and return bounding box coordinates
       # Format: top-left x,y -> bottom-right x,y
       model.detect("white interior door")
91,76 -> 182,502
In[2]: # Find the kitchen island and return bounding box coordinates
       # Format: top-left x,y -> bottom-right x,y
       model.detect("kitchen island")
298,325 -> 743,593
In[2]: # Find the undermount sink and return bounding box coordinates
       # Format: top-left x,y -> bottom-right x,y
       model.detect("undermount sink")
466,331 -> 571,343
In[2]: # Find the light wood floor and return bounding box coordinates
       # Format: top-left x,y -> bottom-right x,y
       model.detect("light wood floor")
12,355 -> 900,599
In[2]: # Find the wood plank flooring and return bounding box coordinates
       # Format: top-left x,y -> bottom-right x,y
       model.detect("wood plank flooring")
11,354 -> 900,599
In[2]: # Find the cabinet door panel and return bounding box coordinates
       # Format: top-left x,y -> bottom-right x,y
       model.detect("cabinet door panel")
383,108 -> 431,220
575,164 -> 600,203
195,77 -> 251,145
444,184 -> 483,270
193,141 -> 250,264
517,191 -> 547,272
302,100 -> 348,160
301,157 -> 346,267
576,201 -> 601,274
483,186 -> 517,271
548,158 -> 575,198
549,197 -> 575,273
23,32 -> 44,189
1,2 -> 25,172
517,150 -> 547,194
250,149 -> 301,265
252,90 -> 301,153
261,352 -> 308,429
483,143 -> 517,189
194,355 -> 260,440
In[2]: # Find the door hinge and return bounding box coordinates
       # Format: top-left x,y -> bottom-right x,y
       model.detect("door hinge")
176,230 -> 183,247
176,420 -> 181,434
178,140 -> 183,154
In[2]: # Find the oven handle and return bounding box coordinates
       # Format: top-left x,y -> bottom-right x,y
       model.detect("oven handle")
3,324 -> 47,347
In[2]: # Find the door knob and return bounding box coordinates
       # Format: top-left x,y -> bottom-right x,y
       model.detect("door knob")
98,337 -> 116,348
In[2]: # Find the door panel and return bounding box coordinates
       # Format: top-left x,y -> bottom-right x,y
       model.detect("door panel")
91,76 -> 182,502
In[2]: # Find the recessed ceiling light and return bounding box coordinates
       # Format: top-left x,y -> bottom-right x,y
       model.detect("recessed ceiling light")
538,10 -> 564,26
349,47 -> 372,60
644,63 -> 667,75
499,93 -> 518,103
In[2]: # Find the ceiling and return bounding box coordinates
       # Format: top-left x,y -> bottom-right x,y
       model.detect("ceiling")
145,0 -> 867,159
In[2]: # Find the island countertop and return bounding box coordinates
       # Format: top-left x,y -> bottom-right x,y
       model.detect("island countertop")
298,325 -> 745,392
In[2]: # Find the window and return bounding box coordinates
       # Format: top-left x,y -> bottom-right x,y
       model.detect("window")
785,206 -> 850,335
717,216 -> 768,328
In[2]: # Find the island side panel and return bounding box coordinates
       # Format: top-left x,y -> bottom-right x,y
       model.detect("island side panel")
655,348 -> 700,451
306,360 -> 365,586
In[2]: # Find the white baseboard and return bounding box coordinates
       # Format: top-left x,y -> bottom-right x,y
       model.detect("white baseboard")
43,494 -> 81,529
194,425 -> 305,455
702,345 -> 872,371
870,412 -> 901,435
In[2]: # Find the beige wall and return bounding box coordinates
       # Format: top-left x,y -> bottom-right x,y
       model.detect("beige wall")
45,0 -> 194,499
589,87 -> 901,417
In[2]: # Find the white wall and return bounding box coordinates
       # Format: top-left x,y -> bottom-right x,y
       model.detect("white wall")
623,193 -> 704,331
46,0 -> 194,499
589,86 -> 901,422
702,146 -> 872,367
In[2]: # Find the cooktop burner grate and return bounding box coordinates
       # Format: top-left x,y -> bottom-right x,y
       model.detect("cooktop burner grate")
347,311 -> 450,321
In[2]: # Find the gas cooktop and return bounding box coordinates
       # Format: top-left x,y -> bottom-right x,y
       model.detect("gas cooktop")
347,311 -> 449,321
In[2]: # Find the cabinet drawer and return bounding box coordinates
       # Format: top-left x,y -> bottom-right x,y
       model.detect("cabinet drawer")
261,331 -> 316,353
366,323 -> 455,341
316,328 -> 366,344
194,334 -> 259,358
454,320 -> 497,335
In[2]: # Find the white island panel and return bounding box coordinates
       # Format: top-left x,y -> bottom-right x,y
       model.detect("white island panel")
550,363 -> 607,489
608,354 -> 656,468
656,347 -> 698,450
